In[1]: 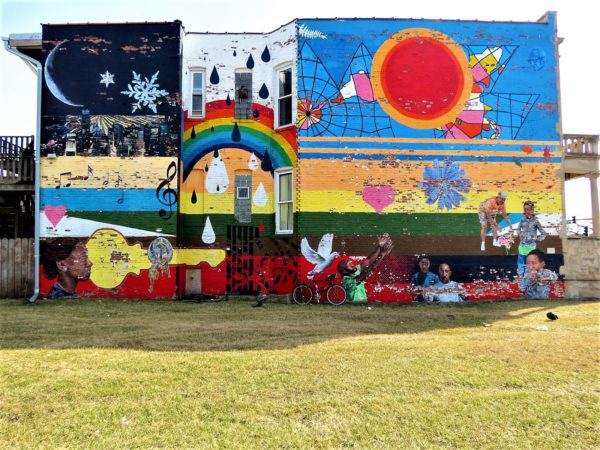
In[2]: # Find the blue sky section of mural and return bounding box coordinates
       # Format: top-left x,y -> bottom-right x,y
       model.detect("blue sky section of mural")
296,16 -> 559,140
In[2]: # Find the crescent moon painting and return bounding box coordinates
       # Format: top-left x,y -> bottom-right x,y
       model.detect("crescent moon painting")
44,39 -> 84,108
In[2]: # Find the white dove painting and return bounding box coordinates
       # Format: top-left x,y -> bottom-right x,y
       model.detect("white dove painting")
301,233 -> 339,279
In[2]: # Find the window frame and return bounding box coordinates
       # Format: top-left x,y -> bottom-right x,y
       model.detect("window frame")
275,63 -> 293,129
189,68 -> 206,118
236,186 -> 250,200
275,167 -> 294,234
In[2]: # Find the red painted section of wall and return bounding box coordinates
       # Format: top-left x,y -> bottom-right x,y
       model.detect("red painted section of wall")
40,266 -> 177,299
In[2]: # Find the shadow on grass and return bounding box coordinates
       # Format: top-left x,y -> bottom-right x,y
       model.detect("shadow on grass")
0,297 -> 594,352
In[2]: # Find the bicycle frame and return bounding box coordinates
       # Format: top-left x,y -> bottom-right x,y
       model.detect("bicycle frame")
292,273 -> 347,305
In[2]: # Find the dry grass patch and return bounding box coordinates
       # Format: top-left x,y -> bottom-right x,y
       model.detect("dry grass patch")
0,298 -> 598,448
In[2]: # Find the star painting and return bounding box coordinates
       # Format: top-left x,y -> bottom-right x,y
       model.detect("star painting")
99,70 -> 115,88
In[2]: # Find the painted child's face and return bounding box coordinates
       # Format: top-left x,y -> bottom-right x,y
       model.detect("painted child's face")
418,259 -> 430,273
526,254 -> 544,273
524,206 -> 534,217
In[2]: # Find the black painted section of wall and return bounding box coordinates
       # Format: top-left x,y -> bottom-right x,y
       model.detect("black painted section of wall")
41,22 -> 182,156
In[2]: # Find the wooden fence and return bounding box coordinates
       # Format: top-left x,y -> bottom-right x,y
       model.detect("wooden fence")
0,238 -> 34,299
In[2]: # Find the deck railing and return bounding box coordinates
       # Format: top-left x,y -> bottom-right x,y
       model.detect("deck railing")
0,135 -> 35,184
561,134 -> 599,155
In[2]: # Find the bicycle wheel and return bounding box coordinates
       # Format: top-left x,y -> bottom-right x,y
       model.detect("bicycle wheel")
326,285 -> 346,305
292,284 -> 313,305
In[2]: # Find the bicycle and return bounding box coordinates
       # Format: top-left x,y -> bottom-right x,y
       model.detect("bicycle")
292,273 -> 347,305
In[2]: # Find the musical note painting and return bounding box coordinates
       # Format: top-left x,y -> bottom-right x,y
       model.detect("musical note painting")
40,157 -> 179,237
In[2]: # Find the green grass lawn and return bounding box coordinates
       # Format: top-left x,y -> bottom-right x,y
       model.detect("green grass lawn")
1,298 -> 598,449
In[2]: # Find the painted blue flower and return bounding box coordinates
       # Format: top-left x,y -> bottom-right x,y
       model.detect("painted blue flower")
418,160 -> 472,210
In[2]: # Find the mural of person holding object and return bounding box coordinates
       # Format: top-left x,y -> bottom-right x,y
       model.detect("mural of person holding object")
337,234 -> 393,303
41,238 -> 93,298
479,191 -> 512,251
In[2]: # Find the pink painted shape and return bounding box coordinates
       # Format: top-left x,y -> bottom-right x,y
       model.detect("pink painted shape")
471,63 -> 488,82
362,185 -> 395,213
443,124 -> 470,140
44,205 -> 67,228
457,110 -> 485,123
352,72 -> 375,102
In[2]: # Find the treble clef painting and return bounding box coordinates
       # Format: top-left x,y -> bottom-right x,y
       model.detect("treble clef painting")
156,161 -> 178,220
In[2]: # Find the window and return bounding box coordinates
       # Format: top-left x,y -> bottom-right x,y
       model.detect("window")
235,70 -> 252,119
190,70 -> 205,117
275,168 -> 293,233
277,66 -> 292,127
234,173 -> 252,223
236,186 -> 250,199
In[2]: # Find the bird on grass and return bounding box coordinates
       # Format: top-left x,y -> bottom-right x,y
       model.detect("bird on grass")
546,311 -> 559,320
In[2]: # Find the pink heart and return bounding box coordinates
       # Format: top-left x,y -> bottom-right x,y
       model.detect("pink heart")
362,185 -> 395,213
44,205 -> 67,228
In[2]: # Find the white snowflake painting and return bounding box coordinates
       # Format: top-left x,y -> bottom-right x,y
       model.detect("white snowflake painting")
99,70 -> 115,88
120,70 -> 169,113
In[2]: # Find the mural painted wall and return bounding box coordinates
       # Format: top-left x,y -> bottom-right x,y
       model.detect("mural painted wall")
181,23 -> 298,295
296,15 -> 564,301
37,15 -> 565,301
40,22 -> 193,298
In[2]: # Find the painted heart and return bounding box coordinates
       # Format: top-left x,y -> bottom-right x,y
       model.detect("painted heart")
44,205 -> 67,228
362,185 -> 396,213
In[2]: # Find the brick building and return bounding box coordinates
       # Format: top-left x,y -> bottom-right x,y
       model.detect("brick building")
6,14 -> 565,300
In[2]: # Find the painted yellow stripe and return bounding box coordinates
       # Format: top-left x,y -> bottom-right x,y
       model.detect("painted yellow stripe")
299,190 -> 562,214
299,136 -> 561,146
41,157 -> 177,189
298,159 -> 561,191
180,191 -> 276,214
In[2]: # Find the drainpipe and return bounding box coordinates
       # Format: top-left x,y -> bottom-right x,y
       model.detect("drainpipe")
3,37 -> 42,304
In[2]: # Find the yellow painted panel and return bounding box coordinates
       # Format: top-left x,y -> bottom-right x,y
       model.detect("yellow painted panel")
180,191 -> 275,214
41,157 -> 177,189
171,248 -> 225,267
299,190 -> 562,213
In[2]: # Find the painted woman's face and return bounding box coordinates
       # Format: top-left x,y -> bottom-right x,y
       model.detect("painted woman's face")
59,242 -> 92,280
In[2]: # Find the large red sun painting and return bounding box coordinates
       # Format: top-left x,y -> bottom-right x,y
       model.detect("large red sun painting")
371,28 -> 472,129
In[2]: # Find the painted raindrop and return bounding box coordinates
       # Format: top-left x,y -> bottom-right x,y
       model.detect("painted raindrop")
246,54 -> 255,69
226,93 -> 231,106
205,153 -> 229,194
233,50 -> 237,57
191,190 -> 197,204
248,153 -> 259,170
253,182 -> 267,207
202,216 -> 216,244
261,149 -> 274,173
261,46 -> 271,62
210,66 -> 220,84
231,123 -> 241,142
258,83 -> 269,99
190,126 -> 196,139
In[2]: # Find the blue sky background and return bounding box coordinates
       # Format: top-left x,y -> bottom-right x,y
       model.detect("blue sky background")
1,0 -> 597,219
